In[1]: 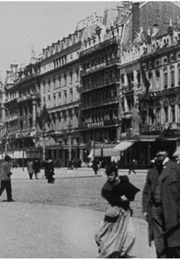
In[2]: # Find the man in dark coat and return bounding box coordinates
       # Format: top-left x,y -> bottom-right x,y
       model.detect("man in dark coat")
44,159 -> 55,183
33,159 -> 40,179
142,150 -> 180,258
92,159 -> 99,175
0,155 -> 14,202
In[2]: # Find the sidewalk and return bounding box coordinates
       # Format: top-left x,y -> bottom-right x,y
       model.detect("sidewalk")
0,201 -> 155,258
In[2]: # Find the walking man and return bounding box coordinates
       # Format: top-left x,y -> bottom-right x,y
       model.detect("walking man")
142,149 -> 180,258
92,159 -> 99,175
27,159 -> 34,179
0,155 -> 14,202
128,159 -> 136,174
44,159 -> 55,183
33,159 -> 40,179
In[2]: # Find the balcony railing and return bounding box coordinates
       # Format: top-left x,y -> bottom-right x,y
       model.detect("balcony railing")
81,96 -> 119,110
81,77 -> 119,93
81,58 -> 119,76
17,93 -> 40,103
104,119 -> 120,126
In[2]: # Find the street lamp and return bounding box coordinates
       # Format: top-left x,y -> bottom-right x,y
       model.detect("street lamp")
68,122 -> 72,167
20,132 -> 25,171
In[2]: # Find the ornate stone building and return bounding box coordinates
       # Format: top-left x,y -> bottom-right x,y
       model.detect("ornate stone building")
79,5 -> 131,160
3,2 -> 180,168
119,1 -> 180,167
3,61 -> 41,163
39,29 -> 84,166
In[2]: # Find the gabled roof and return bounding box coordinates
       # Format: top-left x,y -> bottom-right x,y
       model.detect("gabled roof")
122,1 -> 180,48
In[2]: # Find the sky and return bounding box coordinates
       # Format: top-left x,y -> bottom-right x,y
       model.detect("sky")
0,1 -> 119,80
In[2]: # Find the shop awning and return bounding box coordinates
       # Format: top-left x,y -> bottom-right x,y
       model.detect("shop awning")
13,151 -> 27,159
113,141 -> 135,151
89,148 -> 120,157
101,148 -> 119,157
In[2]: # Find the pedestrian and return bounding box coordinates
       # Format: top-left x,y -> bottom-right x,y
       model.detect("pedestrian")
92,159 -> 99,175
95,165 -> 140,258
27,159 -> 34,179
44,159 -> 55,183
33,159 -> 40,179
142,148 -> 180,258
128,159 -> 136,174
0,155 -> 15,202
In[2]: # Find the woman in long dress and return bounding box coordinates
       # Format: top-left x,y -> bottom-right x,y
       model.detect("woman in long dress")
95,165 -> 140,258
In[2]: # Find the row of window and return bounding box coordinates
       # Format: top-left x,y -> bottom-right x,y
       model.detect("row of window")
82,48 -> 118,71
82,86 -> 117,105
43,31 -> 81,59
82,107 -> 118,124
142,104 -> 180,124
43,86 -> 79,107
41,69 -> 79,92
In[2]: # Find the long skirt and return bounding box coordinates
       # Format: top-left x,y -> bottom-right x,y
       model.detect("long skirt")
95,207 -> 136,258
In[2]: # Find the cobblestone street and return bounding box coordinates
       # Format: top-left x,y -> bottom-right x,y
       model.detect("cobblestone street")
10,167 -> 147,218
0,167 -> 155,258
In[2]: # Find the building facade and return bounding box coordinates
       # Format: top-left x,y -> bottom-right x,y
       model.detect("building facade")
119,1 -> 180,167
3,2 -> 180,168
39,29 -> 84,166
3,61 -> 41,164
79,6 -> 130,162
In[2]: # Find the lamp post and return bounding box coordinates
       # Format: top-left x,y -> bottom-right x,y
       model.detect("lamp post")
20,133 -> 25,171
68,122 -> 72,166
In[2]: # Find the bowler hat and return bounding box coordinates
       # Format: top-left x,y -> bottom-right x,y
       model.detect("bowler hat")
156,151 -> 167,157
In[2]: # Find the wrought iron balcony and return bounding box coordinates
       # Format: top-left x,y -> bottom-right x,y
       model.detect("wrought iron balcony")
80,58 -> 119,77
17,93 -> 40,103
80,77 -> 119,93
81,96 -> 119,110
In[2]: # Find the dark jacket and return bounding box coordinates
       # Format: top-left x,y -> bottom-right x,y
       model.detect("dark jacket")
102,176 -> 139,210
0,160 -> 12,181
45,161 -> 54,175
113,175 -> 140,201
142,160 -> 180,247
33,160 -> 40,173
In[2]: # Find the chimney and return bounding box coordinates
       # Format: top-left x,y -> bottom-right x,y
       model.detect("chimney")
132,2 -> 140,41
10,63 -> 18,74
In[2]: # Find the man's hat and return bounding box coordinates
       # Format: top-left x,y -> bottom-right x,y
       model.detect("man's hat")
156,151 -> 167,157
